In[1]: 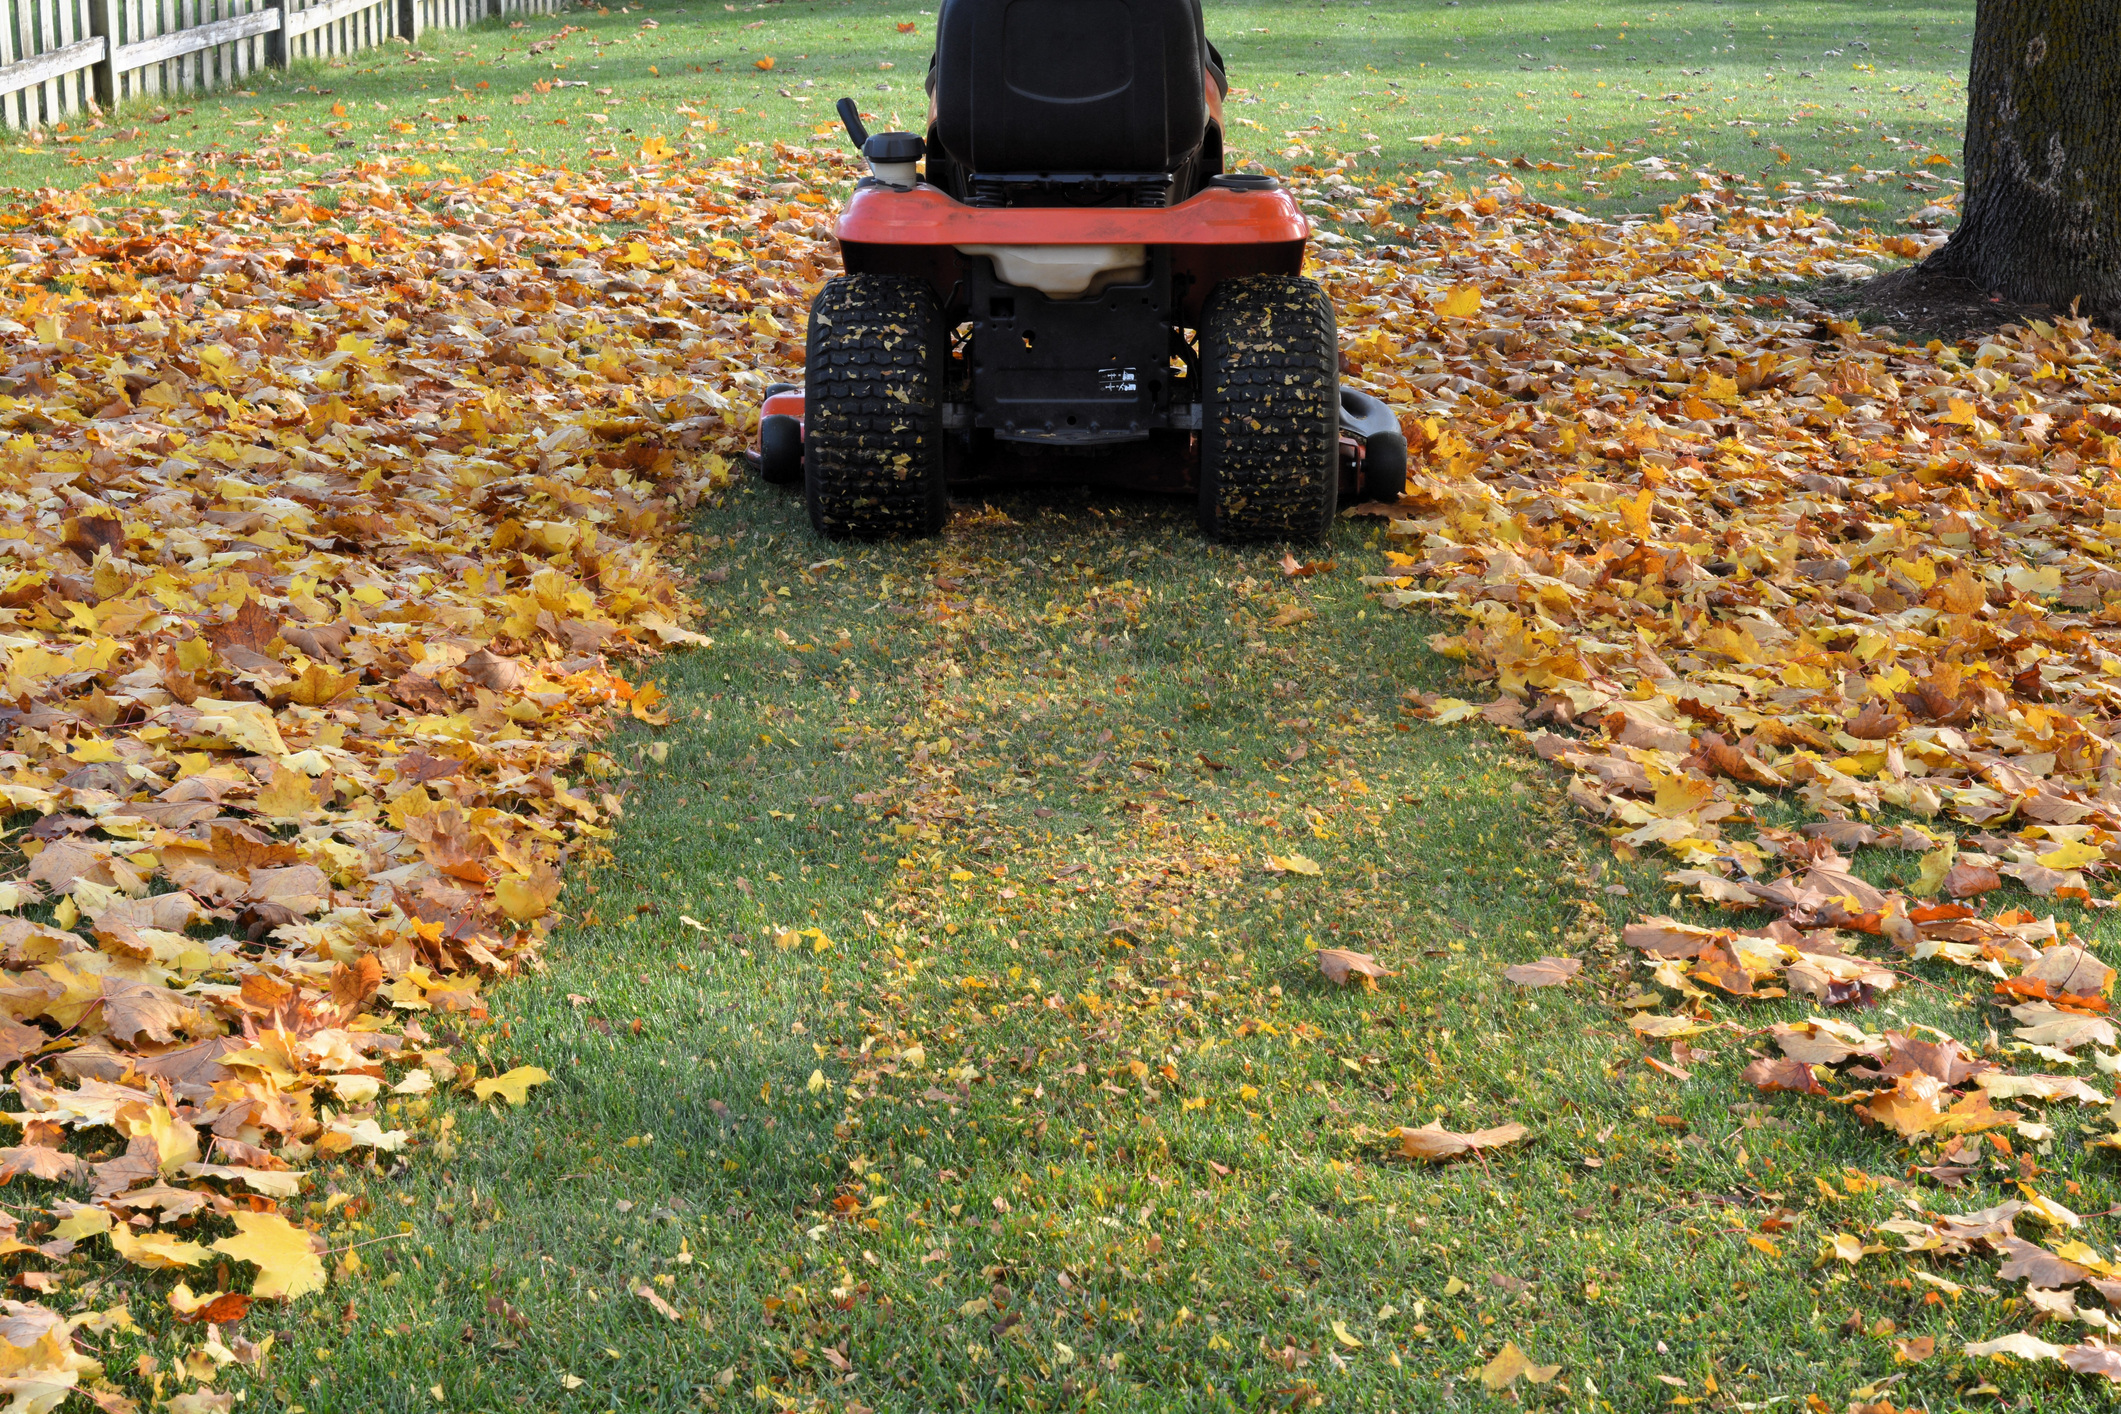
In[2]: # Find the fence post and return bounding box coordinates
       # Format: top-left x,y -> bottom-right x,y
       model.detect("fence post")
86,0 -> 117,108
262,0 -> 282,65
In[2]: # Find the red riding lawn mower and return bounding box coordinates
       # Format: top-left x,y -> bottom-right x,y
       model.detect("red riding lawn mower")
751,0 -> 1406,542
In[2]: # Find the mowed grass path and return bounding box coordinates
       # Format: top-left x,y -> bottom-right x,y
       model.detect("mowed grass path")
239,479 -> 2121,1414
2,0 -> 1969,228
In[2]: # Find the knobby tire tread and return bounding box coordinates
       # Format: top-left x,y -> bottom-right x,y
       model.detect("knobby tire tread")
1198,275 -> 1339,543
804,275 -> 948,539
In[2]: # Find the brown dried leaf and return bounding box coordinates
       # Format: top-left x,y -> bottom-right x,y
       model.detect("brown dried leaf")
1396,1121 -> 1527,1162
1742,1057 -> 1826,1095
2062,1339 -> 2121,1382
1623,917 -> 1727,959
1892,1335 -> 1935,1364
1316,949 -> 1395,987
1997,1236 -> 2092,1289
1943,862 -> 2003,898
460,648 -> 527,692
1502,956 -> 1581,988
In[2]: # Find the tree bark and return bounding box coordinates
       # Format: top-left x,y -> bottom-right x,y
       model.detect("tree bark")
1921,0 -> 2121,320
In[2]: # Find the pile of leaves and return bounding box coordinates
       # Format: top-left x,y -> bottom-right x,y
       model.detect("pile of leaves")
1325,163 -> 2121,1383
1338,181 -> 2121,888
0,141 -> 853,1403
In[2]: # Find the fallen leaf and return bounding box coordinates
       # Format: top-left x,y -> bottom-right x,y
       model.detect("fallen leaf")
1434,286 -> 1482,320
109,1226 -> 210,1271
1315,948 -> 1395,986
1742,1057 -> 1827,1095
2062,1339 -> 2121,1382
634,1283 -> 680,1321
495,863 -> 564,924
1396,1121 -> 1527,1162
1480,1340 -> 1559,1390
1963,1331 -> 2066,1362
168,1284 -> 252,1325
212,1212 -> 325,1301
473,1066 -> 552,1106
1502,956 -> 1581,988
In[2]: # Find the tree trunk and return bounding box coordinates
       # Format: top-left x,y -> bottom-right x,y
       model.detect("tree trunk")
1921,0 -> 2121,320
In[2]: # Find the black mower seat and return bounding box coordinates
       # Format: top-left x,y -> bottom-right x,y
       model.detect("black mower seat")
932,0 -> 1212,185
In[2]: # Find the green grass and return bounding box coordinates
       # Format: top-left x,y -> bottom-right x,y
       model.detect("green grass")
4,0 -> 1970,227
195,480 -> 2121,1414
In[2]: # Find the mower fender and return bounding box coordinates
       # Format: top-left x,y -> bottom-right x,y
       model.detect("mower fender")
836,183 -> 1310,320
1338,387 -> 1407,504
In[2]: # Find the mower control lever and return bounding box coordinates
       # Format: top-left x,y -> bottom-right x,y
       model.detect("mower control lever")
836,98 -> 868,152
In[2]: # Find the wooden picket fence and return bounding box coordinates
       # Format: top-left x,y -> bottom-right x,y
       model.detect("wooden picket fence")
0,0 -> 572,128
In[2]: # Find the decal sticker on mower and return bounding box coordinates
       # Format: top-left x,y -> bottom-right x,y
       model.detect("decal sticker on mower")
1098,367 -> 1139,393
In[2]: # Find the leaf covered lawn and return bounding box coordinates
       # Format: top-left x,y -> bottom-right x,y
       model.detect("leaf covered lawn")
1,35 -> 2121,1411
0,147 -> 797,1406
1340,147 -> 2121,1394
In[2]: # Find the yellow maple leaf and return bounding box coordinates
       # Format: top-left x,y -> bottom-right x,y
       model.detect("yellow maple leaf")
2038,839 -> 2103,871
1910,845 -> 1956,898
1821,1232 -> 1874,1264
189,699 -> 289,757
50,1206 -> 111,1242
2005,565 -> 2062,597
1936,564 -> 1987,614
253,763 -> 322,822
212,1212 -> 325,1300
110,1225 -> 211,1271
283,661 -> 360,708
136,1103 -> 203,1173
1481,1341 -> 1559,1390
1617,486 -> 1655,537
473,1065 -> 552,1106
494,863 -> 563,923
1433,286 -> 1482,320
1266,853 -> 1322,877
1645,764 -> 1716,819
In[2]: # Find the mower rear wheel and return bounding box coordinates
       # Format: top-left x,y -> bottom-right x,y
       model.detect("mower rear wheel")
1197,275 -> 1339,543
803,275 -> 949,539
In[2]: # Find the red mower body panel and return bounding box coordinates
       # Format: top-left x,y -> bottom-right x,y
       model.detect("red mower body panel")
835,183 -> 1310,320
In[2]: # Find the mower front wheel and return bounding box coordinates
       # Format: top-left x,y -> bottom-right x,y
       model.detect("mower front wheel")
803,274 -> 949,540
757,382 -> 803,486
1198,275 -> 1339,543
